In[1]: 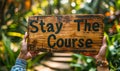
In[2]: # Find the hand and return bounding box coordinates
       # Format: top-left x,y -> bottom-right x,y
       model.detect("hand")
95,36 -> 107,60
18,32 -> 38,60
94,36 -> 108,67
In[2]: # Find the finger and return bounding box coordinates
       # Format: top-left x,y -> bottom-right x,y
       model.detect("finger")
26,52 -> 32,60
97,36 -> 107,58
30,51 -> 39,57
24,32 -> 28,42
25,32 -> 28,38
21,32 -> 28,51
93,36 -> 107,59
102,36 -> 107,46
33,51 -> 39,57
22,32 -> 28,43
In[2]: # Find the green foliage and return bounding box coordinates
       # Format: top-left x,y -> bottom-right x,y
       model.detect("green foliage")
0,0 -> 120,71
27,52 -> 47,69
0,33 -> 47,70
0,33 -> 20,70
70,0 -> 120,71
0,1 -> 39,71
105,24 -> 120,71
70,54 -> 96,71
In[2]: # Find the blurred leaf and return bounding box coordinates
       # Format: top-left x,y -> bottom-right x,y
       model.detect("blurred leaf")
7,32 -> 24,38
2,33 -> 19,69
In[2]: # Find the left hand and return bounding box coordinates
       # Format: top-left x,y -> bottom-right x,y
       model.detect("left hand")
18,32 -> 39,60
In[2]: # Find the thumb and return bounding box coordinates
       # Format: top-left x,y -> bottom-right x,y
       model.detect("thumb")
25,52 -> 32,60
102,36 -> 107,46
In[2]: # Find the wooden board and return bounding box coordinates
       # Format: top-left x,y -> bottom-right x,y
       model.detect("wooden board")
28,14 -> 104,56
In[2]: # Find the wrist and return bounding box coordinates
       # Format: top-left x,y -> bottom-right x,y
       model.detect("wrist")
96,60 -> 108,67
15,58 -> 27,68
18,52 -> 27,60
95,55 -> 108,67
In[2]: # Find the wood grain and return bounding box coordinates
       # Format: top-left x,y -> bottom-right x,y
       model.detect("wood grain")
28,14 -> 104,56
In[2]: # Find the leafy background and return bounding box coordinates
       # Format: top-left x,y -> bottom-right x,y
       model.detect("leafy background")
0,0 -> 120,71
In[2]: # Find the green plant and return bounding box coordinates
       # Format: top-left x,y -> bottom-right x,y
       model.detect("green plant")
105,24 -> 120,71
70,54 -> 96,71
0,0 -> 120,71
0,33 -> 20,71
0,33 -> 47,71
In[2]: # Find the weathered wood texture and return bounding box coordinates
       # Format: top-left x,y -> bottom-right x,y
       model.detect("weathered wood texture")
28,14 -> 104,56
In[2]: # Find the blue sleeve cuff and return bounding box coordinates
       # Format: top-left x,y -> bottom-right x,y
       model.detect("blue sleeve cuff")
15,58 -> 27,68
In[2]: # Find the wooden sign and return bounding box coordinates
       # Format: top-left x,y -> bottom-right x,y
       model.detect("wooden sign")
28,14 -> 104,56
